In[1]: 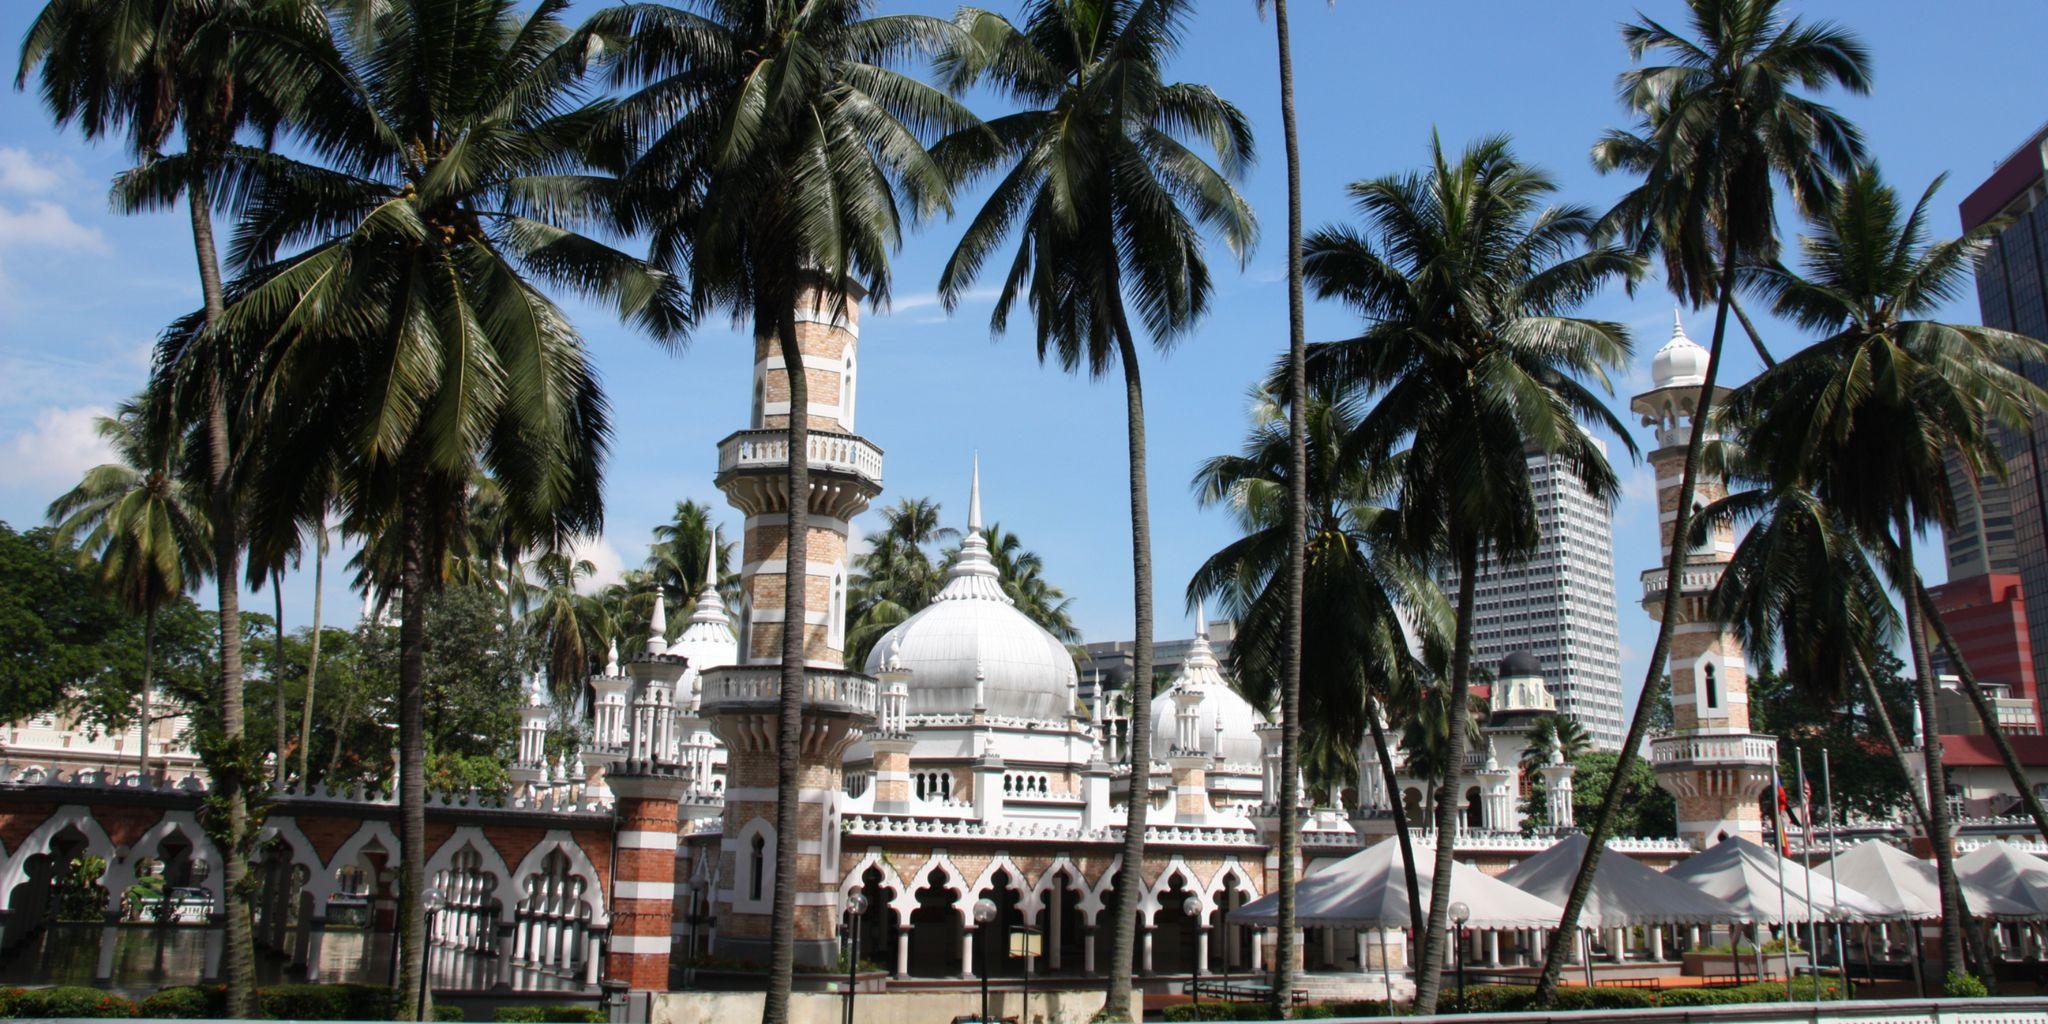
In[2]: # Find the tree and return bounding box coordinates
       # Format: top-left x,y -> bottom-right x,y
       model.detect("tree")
595,2 -> 971,1016
1521,714 -> 1591,771
526,553 -> 614,701
1723,165 -> 2048,971
1302,135 -> 1634,1013
18,0 -> 322,1008
647,500 -> 732,624
200,2 -> 680,1014
933,4 -> 1255,1012
977,523 -> 1080,642
1188,384 -> 1447,936
848,498 -> 954,668
1568,752 -> 1676,839
46,398 -> 212,781
1539,1 -> 1871,1000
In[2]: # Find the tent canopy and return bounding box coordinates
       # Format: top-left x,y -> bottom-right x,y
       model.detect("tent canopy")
1955,840 -> 2048,920
1828,840 -> 2036,921
1229,839 -> 1564,930
1496,832 -> 1746,928
1664,837 -> 1889,922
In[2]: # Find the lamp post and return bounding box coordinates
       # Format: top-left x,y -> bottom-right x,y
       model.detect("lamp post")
843,891 -> 868,1024
420,887 -> 447,1022
1449,902 -> 1470,1012
1184,895 -> 1204,1008
974,898 -> 998,1024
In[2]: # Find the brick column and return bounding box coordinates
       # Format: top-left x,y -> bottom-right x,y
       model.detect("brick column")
603,770 -> 686,992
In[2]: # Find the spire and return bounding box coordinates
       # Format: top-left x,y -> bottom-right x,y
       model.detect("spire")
934,456 -> 1010,603
606,637 -> 620,676
1673,305 -> 1686,340
1196,601 -> 1209,639
968,450 -> 983,531
646,593 -> 669,655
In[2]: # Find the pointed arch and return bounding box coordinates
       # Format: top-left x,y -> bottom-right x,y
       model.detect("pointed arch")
0,805 -> 116,900
895,852 -> 967,923
425,826 -> 518,923
103,811 -> 223,913
512,832 -> 609,926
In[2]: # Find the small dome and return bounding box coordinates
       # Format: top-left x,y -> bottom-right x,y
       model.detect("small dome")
1148,608 -> 1268,765
862,461 -> 1077,720
1652,309 -> 1711,389
1499,650 -> 1543,679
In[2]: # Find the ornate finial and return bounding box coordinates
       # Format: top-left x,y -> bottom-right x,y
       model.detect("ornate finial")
1549,745 -> 1565,767
606,637 -> 620,676
1484,737 -> 1499,772
974,655 -> 988,710
1673,306 -> 1685,339
1196,601 -> 1208,639
883,634 -> 905,673
646,593 -> 669,655
969,451 -> 982,531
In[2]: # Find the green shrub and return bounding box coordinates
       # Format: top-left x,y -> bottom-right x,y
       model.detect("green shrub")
1292,1005 -> 1335,1019
257,982 -> 395,1020
1946,971 -> 1990,998
140,985 -> 228,1018
435,1004 -> 467,1021
1457,985 -> 1535,1013
0,988 -> 25,1016
494,1004 -> 606,1023
9,986 -> 138,1018
1321,1000 -> 1401,1017
1163,1003 -> 1265,1022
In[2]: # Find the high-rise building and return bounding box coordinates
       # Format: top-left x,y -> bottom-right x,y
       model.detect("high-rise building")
1949,125 -> 2048,688
1438,440 -> 1627,751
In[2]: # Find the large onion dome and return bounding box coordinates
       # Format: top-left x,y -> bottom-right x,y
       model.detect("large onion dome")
1148,606 -> 1267,765
862,461 -> 1077,720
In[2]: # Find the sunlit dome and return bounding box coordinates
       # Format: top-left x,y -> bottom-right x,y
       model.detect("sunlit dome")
670,543 -> 738,676
1652,309 -> 1711,389
1148,606 -> 1268,765
862,460 -> 1077,720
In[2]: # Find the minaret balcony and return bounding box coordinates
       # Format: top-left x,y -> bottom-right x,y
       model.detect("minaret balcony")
715,428 -> 883,519
1649,731 -> 1777,769
699,665 -> 879,720
1639,564 -> 1725,604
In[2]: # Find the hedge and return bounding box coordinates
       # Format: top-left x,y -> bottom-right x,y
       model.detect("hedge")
139,985 -> 228,1018
436,1004 -> 467,1020
256,982 -> 397,1020
1165,978 -> 1841,1020
495,1004 -> 607,1022
3,985 -> 139,1018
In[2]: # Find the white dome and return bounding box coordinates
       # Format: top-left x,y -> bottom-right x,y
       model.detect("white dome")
1148,610 -> 1267,765
1652,309 -> 1711,389
863,463 -> 1077,720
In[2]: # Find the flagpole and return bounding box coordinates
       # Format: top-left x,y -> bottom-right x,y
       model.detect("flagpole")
1823,748 -> 1848,1000
1797,747 -> 1818,1003
1774,761 -> 1794,999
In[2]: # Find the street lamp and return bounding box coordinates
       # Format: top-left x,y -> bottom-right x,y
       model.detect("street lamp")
973,898 -> 999,1024
1449,902 -> 1471,1012
420,887 -> 447,1022
843,891 -> 868,1024
1183,896 -> 1205,1008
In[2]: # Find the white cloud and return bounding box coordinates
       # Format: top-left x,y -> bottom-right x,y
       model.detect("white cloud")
4,405 -> 115,490
0,148 -> 71,195
873,287 -> 999,318
566,533 -> 627,593
0,201 -> 107,255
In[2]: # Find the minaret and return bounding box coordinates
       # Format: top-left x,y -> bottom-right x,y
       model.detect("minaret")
1633,310 -> 1776,849
700,279 -> 881,968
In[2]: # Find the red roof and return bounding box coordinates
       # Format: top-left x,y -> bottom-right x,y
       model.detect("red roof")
1941,732 -> 2048,768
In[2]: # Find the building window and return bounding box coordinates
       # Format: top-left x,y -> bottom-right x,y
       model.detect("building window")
1704,663 -> 1719,711
748,834 -> 767,902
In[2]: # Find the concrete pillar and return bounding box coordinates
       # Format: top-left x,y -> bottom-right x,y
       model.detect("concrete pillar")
962,929 -> 977,979
896,928 -> 910,977
203,913 -> 225,980
303,917 -> 329,982
1141,928 -> 1154,974
1612,927 -> 1628,962
1251,930 -> 1263,971
1484,930 -> 1499,967
1084,929 -> 1097,974
1047,888 -> 1063,972
1196,930 -> 1210,975
94,911 -> 120,981
493,921 -> 518,990
1650,927 -> 1665,962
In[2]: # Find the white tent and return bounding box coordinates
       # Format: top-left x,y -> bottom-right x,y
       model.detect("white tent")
1228,838 -> 1565,930
1828,840 -> 2037,920
1663,837 -> 1889,921
1497,832 -> 1746,928
1955,840 -> 2048,919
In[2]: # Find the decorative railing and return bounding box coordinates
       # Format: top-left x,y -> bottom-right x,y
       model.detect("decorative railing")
716,428 -> 883,485
1639,565 -> 1725,599
0,766 -> 612,816
699,665 -> 878,716
1649,732 -> 1778,767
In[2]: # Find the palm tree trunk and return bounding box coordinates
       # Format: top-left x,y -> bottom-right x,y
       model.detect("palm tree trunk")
139,603 -> 157,781
1898,519 -> 1968,980
190,167 -> 254,1021
274,571 -> 289,789
1103,323 -> 1155,1022
1534,248 -> 1739,1004
1364,700 -> 1423,934
1412,538 -> 1477,1014
1907,575 -> 2048,838
763,301 -> 809,1024
1270,0 -> 1308,1013
298,525 -> 325,784
395,469 -> 431,1021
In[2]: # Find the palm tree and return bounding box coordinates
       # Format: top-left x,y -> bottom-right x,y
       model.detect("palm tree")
1723,166 -> 2048,974
1520,714 -> 1591,772
1538,2 -> 1871,999
1188,384 -> 1448,936
847,497 -> 955,668
46,397 -> 212,783
1303,135 -> 1635,1013
18,3 -> 317,1009
1256,0 -> 1312,997
933,4 -> 1255,1011
980,523 -> 1080,642
594,6 -> 972,1009
648,500 -> 731,617
196,2 -> 678,1014
527,552 -> 614,701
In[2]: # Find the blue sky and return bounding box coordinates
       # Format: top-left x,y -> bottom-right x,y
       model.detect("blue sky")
2,1 -> 2043,716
